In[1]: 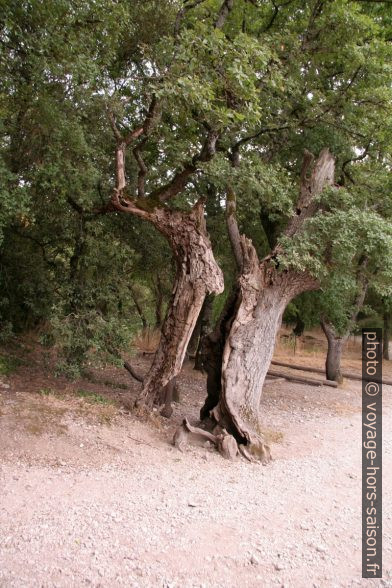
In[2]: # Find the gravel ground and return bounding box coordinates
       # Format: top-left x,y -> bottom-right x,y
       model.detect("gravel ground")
0,360 -> 391,588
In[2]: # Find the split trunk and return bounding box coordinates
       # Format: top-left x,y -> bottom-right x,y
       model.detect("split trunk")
201,148 -> 335,461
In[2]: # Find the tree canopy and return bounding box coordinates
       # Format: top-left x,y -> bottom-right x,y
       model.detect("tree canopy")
1,0 -> 392,379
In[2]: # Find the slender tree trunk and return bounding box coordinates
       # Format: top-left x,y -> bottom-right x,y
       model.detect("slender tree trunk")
383,311 -> 390,360
129,284 -> 148,329
320,320 -> 345,384
326,336 -> 345,383
320,264 -> 368,382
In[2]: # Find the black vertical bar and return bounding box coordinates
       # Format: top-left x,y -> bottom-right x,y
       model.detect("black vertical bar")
362,328 -> 382,578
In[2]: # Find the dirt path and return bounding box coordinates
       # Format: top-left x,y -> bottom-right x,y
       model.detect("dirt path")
0,359 -> 391,587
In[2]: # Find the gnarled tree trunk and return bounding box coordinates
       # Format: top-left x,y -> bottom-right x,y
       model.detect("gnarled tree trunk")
200,148 -> 335,461
108,113 -> 224,410
132,200 -> 224,407
218,238 -> 317,457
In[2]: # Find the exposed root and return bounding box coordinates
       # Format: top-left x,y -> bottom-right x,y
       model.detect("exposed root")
172,417 -> 266,462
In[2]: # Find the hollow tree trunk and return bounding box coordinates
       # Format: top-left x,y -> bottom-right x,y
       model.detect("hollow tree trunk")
320,320 -> 346,384
194,293 -> 214,371
383,311 -> 390,360
186,307 -> 203,358
135,200 -> 224,407
200,148 -> 335,461
199,285 -> 239,420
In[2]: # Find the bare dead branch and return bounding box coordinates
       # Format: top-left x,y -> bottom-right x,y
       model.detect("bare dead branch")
230,124 -> 292,162
132,96 -> 160,198
284,148 -> 335,238
226,186 -> 243,270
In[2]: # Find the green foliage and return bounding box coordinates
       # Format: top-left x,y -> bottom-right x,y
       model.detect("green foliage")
0,354 -> 22,376
1,0 -> 392,374
76,389 -> 113,405
39,387 -> 55,396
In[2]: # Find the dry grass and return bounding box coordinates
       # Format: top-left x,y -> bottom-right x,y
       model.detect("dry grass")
262,428 -> 284,444
275,326 -> 364,360
132,403 -> 165,430
132,328 -> 161,354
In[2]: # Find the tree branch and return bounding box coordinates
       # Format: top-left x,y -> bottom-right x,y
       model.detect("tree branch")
215,0 -> 234,29
174,0 -> 207,37
226,186 -> 243,270
229,124 -> 292,163
131,96 -> 160,198
284,148 -> 335,238
340,142 -> 371,185
124,361 -> 144,383
149,130 -> 219,202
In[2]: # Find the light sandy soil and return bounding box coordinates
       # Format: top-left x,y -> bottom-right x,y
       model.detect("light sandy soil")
0,344 -> 391,587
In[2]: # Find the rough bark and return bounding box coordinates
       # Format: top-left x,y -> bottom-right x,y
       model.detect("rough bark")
124,360 -> 178,417
383,311 -> 390,360
129,200 -> 224,408
200,149 -> 335,462
153,274 -> 164,329
108,115 -> 223,412
186,307 -> 203,358
219,237 -> 318,455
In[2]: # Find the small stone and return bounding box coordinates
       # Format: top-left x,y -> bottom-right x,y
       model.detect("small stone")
250,555 -> 260,565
